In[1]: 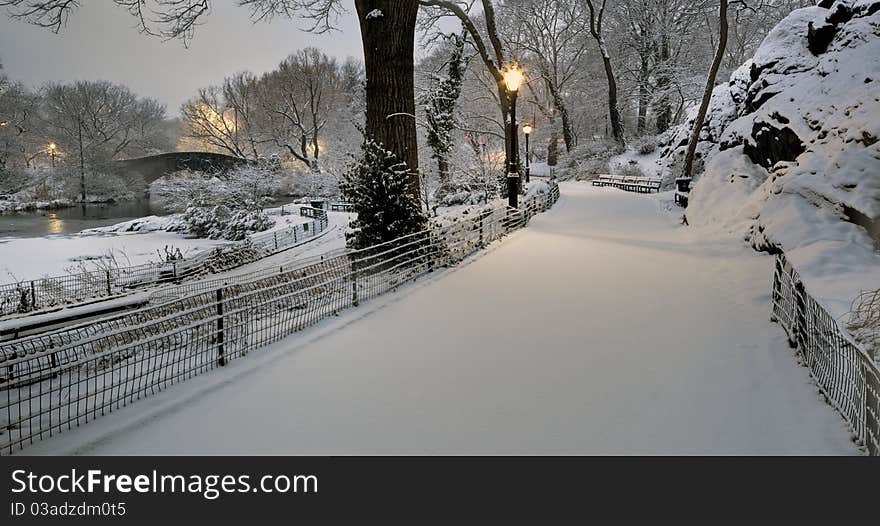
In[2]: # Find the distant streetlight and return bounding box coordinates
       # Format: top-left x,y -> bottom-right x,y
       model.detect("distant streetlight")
503,65 -> 524,208
522,123 -> 533,183
48,142 -> 57,168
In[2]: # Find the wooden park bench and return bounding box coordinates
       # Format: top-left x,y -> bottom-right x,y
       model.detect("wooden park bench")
592,174 -> 661,194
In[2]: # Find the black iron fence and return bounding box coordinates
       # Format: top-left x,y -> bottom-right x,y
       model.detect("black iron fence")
329,202 -> 355,213
0,208 -> 329,318
771,252 -> 880,455
0,183 -> 560,454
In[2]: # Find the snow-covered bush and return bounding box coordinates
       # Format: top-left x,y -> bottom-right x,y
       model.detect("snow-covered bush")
617,164 -> 647,178
429,139 -> 503,209
280,169 -> 341,200
177,205 -> 274,241
153,161 -> 280,240
153,162 -> 282,213
634,136 -> 659,155
554,139 -> 624,180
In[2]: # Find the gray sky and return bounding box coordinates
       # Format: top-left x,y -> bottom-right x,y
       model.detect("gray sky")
0,2 -> 364,114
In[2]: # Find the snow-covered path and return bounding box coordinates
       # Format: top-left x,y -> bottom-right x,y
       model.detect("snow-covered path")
45,182 -> 856,455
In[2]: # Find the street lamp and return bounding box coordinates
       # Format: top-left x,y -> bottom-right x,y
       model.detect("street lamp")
522,123 -> 533,183
48,142 -> 57,168
503,65 -> 524,208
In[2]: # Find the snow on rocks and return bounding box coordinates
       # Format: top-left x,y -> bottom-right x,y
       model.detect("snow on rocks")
661,1 -> 880,323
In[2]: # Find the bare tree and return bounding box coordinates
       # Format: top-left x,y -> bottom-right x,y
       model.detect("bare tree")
181,74 -> 266,159
0,64 -> 43,173
258,48 -> 343,169
1,0 -> 425,200
42,80 -> 168,200
418,0 -> 517,178
511,0 -> 589,152
681,0 -> 727,180
584,0 -> 625,145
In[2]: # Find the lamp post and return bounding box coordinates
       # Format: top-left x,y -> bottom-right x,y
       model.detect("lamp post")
48,143 -> 57,168
503,65 -> 524,208
522,123 -> 532,183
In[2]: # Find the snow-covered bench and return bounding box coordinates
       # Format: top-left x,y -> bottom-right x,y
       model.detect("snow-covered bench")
592,175 -> 661,193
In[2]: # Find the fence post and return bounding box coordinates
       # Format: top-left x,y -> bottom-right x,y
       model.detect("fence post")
106,270 -> 112,296
351,266 -> 359,307
274,232 -> 279,251
479,210 -> 485,247
866,369 -> 879,456
30,280 -> 36,311
216,288 -> 226,366
794,279 -> 809,363
294,227 -> 298,243
770,256 -> 784,326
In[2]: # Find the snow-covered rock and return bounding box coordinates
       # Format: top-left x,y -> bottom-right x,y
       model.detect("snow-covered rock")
663,0 -> 880,325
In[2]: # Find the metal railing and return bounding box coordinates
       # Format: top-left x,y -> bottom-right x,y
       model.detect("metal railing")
0,183 -> 560,454
771,252 -> 880,455
0,209 -> 329,318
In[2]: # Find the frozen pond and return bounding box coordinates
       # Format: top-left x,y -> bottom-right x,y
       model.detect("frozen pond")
0,200 -> 163,238
0,196 -> 301,239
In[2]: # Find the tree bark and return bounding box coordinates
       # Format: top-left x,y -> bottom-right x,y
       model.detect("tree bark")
547,106 -> 559,167
654,33 -> 672,133
586,0 -> 625,145
437,156 -> 449,184
78,116 -> 86,202
355,0 -> 421,200
637,55 -> 649,135
545,78 -> 574,152
681,0 -> 728,180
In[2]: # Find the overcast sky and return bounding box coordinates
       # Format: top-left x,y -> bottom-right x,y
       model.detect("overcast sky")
0,3 -> 366,115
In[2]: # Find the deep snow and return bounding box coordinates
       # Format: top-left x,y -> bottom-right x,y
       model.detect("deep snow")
659,1 -> 880,330
28,183 -> 856,455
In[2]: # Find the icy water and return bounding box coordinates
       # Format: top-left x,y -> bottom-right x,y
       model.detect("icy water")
0,196 -> 301,238
0,200 -> 163,238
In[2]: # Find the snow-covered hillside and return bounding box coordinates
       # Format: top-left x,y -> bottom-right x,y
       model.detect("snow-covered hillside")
660,0 -> 880,321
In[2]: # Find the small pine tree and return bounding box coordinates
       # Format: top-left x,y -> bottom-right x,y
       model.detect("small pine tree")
340,136 -> 427,249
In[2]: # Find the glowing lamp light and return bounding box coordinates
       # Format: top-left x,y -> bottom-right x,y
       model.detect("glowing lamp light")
522,123 -> 533,136
503,65 -> 524,93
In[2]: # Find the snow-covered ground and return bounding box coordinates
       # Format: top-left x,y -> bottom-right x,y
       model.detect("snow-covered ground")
29,183 -> 856,455
609,147 -> 662,177
0,205 -> 314,282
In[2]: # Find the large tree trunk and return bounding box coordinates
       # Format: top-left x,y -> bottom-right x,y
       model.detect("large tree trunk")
681,0 -> 728,180
654,34 -> 672,133
586,1 -> 625,145
545,79 -> 574,152
600,50 -> 625,145
355,0 -> 421,200
547,107 -> 559,167
496,82 -> 511,197
637,55 -> 649,135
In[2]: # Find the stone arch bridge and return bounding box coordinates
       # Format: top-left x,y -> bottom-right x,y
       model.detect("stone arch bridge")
116,152 -> 251,185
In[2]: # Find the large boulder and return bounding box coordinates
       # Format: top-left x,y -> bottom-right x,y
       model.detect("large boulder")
661,0 -> 880,319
